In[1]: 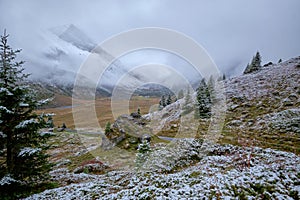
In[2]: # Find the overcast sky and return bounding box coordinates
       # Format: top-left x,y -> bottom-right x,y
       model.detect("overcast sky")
1,0 -> 300,77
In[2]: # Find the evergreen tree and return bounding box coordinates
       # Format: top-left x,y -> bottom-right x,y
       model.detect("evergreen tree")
243,51 -> 262,74
46,115 -> 54,128
217,74 -> 226,81
137,107 -> 141,115
207,76 -> 217,103
159,95 -> 166,109
61,123 -> 67,129
185,88 -> 191,105
0,31 -> 52,193
177,89 -> 184,99
135,140 -> 151,169
196,78 -> 211,118
105,122 -> 111,134
166,94 -> 172,105
182,88 -> 193,115
244,63 -> 250,73
254,51 -> 262,68
222,73 -> 226,80
207,76 -> 214,90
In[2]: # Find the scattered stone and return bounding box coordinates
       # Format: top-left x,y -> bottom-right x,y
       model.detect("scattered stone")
141,134 -> 151,143
282,98 -> 293,106
128,137 -> 138,144
288,93 -> 298,102
264,108 -> 300,133
263,62 -> 273,67
130,112 -> 141,118
227,120 -> 242,126
73,159 -> 109,174
48,128 -> 54,132
57,128 -> 65,132
229,104 -> 239,111
100,136 -> 115,150
56,159 -> 71,167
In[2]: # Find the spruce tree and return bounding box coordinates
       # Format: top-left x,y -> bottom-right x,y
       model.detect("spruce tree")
185,88 -> 191,105
207,76 -> 217,104
253,51 -> 262,69
196,78 -> 211,118
137,107 -> 141,115
159,95 -> 166,109
182,88 -> 193,115
105,122 -> 111,134
218,73 -> 226,81
135,140 -> 151,169
243,51 -> 262,74
222,73 -> 226,80
166,94 -> 172,105
0,31 -> 52,193
207,76 -> 214,90
46,115 -> 54,128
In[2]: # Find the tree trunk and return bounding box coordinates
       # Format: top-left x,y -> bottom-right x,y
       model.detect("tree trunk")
6,131 -> 14,174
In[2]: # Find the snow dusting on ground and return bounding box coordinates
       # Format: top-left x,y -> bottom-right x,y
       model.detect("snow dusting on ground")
25,142 -> 300,199
25,57 -> 300,199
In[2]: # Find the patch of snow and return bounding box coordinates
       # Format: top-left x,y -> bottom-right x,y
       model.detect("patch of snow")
18,147 -> 41,157
25,143 -> 300,199
19,103 -> 29,107
0,131 -> 6,138
0,87 -> 13,95
39,132 -> 55,137
15,119 -> 38,129
0,175 -> 19,186
0,106 -> 13,114
37,98 -> 53,106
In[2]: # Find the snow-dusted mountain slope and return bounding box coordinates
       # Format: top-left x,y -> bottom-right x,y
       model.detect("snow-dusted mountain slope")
134,56 -> 300,152
23,57 -> 300,199
222,56 -> 300,152
22,24 -> 132,91
23,24 -> 202,94
50,24 -> 95,52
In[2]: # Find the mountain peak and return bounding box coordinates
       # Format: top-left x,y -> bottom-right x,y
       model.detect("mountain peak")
49,24 -> 96,52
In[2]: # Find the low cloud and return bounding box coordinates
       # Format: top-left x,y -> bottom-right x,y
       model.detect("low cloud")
1,0 -> 300,80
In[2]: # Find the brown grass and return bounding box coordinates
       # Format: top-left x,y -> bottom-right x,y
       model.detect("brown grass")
37,95 -> 159,129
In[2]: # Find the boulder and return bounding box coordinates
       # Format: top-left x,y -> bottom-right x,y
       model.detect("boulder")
130,112 -> 141,118
105,114 -> 154,150
282,93 -> 298,107
263,62 -> 273,67
282,98 -> 293,106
